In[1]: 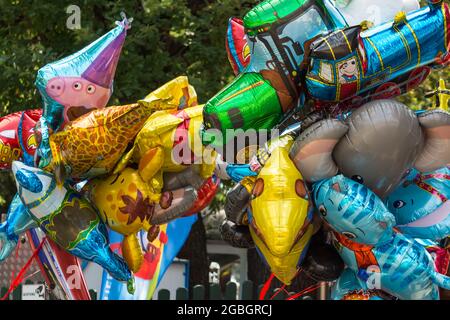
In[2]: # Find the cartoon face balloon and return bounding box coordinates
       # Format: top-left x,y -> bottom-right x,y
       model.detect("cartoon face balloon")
291,99 -> 450,198
313,174 -> 396,245
35,17 -> 131,130
386,167 -> 450,241
248,137 -> 314,285
314,175 -> 450,299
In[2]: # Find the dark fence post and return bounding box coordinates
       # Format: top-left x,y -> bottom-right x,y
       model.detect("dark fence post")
241,280 -> 254,300
209,283 -> 222,300
224,282 -> 237,300
158,289 -> 170,300
12,284 -> 22,300
192,285 -> 205,300
89,289 -> 97,300
176,287 -> 189,300
0,287 -> 8,300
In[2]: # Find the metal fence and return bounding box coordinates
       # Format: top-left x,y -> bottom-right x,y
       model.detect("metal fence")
2,280 -> 318,300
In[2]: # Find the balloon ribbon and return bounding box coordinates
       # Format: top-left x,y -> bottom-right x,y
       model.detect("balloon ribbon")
1,237 -> 46,300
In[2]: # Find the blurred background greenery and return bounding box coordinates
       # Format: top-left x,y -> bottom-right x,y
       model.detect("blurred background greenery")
0,0 -> 448,212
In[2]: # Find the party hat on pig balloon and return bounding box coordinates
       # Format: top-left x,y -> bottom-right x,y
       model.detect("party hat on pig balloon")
35,12 -> 132,131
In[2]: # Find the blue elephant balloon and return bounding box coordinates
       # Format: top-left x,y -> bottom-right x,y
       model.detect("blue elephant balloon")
331,268 -> 385,300
313,175 -> 450,300
386,167 -> 450,241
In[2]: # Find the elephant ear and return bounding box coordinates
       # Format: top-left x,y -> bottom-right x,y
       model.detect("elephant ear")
289,119 -> 348,182
415,110 -> 450,172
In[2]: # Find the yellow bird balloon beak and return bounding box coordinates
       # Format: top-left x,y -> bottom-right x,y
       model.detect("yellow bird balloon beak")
249,137 -> 314,285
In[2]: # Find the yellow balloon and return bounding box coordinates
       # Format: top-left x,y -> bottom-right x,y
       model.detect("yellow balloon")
138,76 -> 198,110
249,136 -> 314,285
47,77 -> 195,184
115,78 -> 217,194
88,167 -> 159,272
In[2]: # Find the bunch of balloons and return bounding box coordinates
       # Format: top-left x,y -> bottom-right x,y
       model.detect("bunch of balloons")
0,15 -> 221,295
215,0 -> 450,300
1,0 -> 449,301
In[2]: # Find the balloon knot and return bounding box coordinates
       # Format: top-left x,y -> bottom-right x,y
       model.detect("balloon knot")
117,12 -> 133,30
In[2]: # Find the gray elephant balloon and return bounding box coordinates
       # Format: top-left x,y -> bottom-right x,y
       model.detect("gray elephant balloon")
290,99 -> 450,198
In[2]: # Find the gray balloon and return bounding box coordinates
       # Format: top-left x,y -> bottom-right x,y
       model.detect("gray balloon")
333,99 -> 424,198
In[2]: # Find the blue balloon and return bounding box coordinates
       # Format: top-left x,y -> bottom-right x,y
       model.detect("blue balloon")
386,167 -> 450,241
331,269 -> 384,300
0,194 -> 37,262
226,163 -> 257,182
313,175 -> 450,300
11,161 -> 134,293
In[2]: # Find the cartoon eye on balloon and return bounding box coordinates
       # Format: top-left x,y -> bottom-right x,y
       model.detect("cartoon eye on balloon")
252,178 -> 264,199
342,231 -> 356,240
72,82 -> 83,91
87,85 -> 96,95
318,204 -> 327,217
392,200 -> 406,209
351,175 -> 364,184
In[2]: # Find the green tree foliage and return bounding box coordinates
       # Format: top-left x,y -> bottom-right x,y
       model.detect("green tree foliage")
0,0 -> 259,114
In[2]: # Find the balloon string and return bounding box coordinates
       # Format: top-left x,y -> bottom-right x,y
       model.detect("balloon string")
259,273 -> 275,300
9,239 -> 21,286
285,283 -> 321,300
1,237 -> 46,300
269,284 -> 287,300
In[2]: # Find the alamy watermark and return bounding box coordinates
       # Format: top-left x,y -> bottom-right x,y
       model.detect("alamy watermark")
66,5 -> 81,30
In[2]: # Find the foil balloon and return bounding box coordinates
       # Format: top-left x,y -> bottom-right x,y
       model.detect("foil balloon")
313,175 -> 450,300
247,136 -> 315,285
333,0 -> 419,26
201,0 -> 347,162
386,167 -> 450,241
151,187 -> 198,225
183,175 -> 220,217
138,76 -> 198,111
305,2 -> 449,110
11,161 -> 134,293
0,194 -> 37,261
214,154 -> 257,183
290,99 -> 450,198
0,109 -> 41,170
48,102 -> 158,183
331,268 -> 386,300
114,103 -> 217,194
88,168 -> 160,273
35,16 -> 131,131
225,17 -> 250,75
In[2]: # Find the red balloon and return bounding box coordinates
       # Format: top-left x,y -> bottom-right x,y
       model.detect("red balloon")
226,17 -> 250,76
0,109 -> 42,170
183,176 -> 220,216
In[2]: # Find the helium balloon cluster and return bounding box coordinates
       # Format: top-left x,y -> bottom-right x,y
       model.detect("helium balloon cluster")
0,15 -> 221,293
1,0 -> 449,301
216,0 -> 450,300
